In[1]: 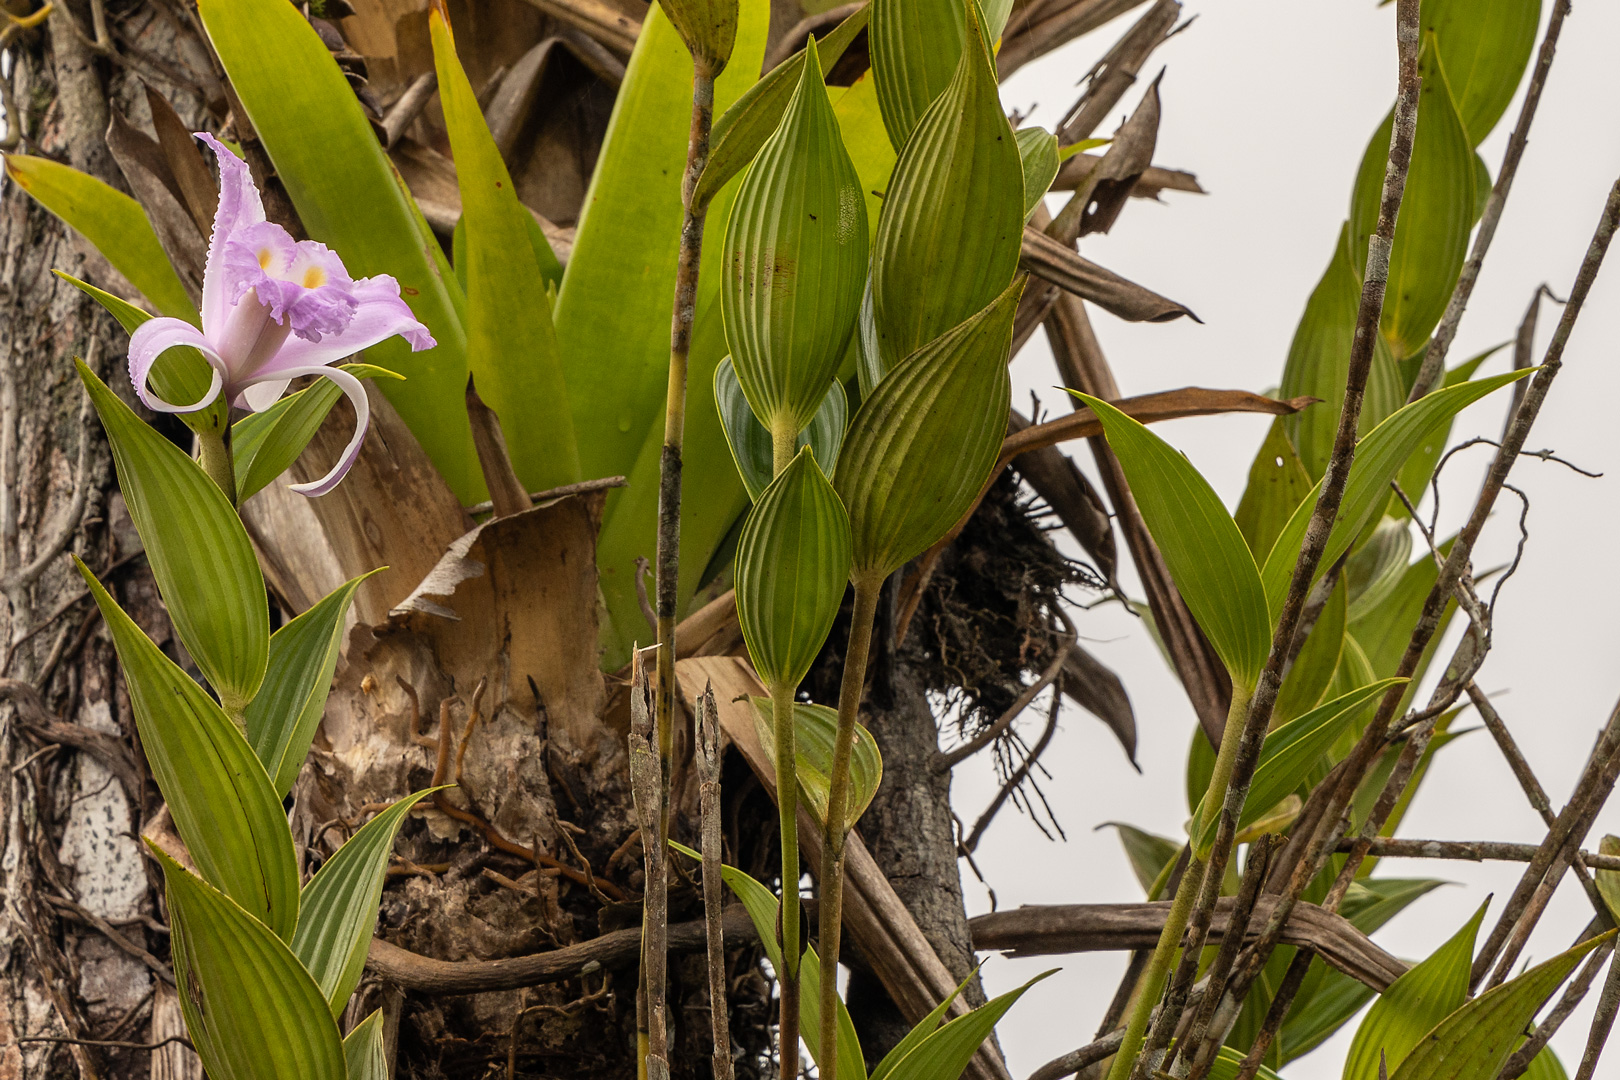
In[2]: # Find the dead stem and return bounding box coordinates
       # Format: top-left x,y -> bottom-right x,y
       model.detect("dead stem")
698,684 -> 733,1080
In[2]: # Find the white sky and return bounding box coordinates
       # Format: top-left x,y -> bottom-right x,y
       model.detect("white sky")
962,1 -> 1620,1075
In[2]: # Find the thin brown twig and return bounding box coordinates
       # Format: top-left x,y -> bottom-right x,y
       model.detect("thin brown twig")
1406,0 -> 1572,402
697,682 -> 733,1080
1329,836 -> 1620,873
1576,945 -> 1620,1080
963,691 -> 1063,853
628,647 -> 669,1078
16,1035 -> 193,1053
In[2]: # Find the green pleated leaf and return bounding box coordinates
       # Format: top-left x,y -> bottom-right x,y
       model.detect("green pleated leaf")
1389,931 -> 1611,1080
1259,369 -> 1529,622
1278,223 -> 1403,480
1348,536 -> 1457,690
1235,419 -> 1314,561
1076,391 -> 1271,691
871,972 -> 973,1080
1207,1046 -> 1286,1080
867,0 -> 1023,376
344,1010 -> 389,1080
230,363 -> 403,504
1344,901 -> 1487,1080
7,154 -> 196,321
1341,877 -> 1447,935
837,280 -> 1019,581
244,570 -> 382,799
430,11 -> 579,492
734,448 -> 853,688
723,36 -> 868,442
198,0 -> 482,501
672,845 -> 867,1080
1282,968 -> 1378,1064
657,0 -> 738,75
1349,39 -> 1477,360
869,0 -> 1014,151
1274,577 -> 1347,725
1422,0 -> 1541,144
881,971 -> 1053,1080
1016,126 -> 1060,221
1193,678 -> 1404,850
293,790 -> 439,1015
78,361 -> 268,715
1346,518 -> 1415,623
716,357 -> 849,501
80,561 -> 297,939
695,3 -> 871,209
150,847 -> 345,1080
1100,822 -> 1182,897
553,1 -> 766,483
750,697 -> 882,832
53,270 -> 226,438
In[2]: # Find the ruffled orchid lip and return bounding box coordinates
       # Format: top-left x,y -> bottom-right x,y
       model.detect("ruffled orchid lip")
123,132 -> 436,496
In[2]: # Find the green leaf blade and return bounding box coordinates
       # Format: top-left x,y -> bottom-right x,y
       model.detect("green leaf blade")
1076,392 -> 1270,690
80,561 -> 298,940
431,11 -> 580,492
344,1010 -> 390,1080
153,848 -> 345,1080
78,362 -> 268,714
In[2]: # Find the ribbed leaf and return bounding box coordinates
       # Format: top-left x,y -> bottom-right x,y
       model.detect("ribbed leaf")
680,848 -> 867,1080
658,0 -> 738,74
734,448 -> 853,688
430,10 -> 579,492
1077,391 -> 1270,691
1350,40 -> 1476,360
1596,835 -> 1620,923
716,357 -> 848,501
230,363 -> 402,504
881,971 -> 1052,1080
867,0 -> 1023,375
750,698 -> 881,831
1206,1046 -> 1286,1080
1346,518 -> 1415,622
344,1011 -> 389,1080
723,37 -> 868,442
1340,878 -> 1447,935
54,270 -> 225,438
294,790 -> 438,1015
837,280 -> 1019,580
6,154 -> 196,320
150,848 -> 344,1080
78,361 -> 268,714
1390,931 -> 1610,1080
695,3 -> 871,209
1278,223 -> 1402,479
552,1 -> 766,482
871,973 -> 973,1080
1016,126 -> 1060,221
1235,419 -> 1313,560
1282,969 -> 1378,1064
1521,1047 -> 1569,1080
81,561 -> 297,939
1395,344 -> 1501,509
1423,0 -> 1541,144
1193,679 -> 1404,849
1259,370 -> 1529,621
244,570 -> 382,798
1344,901 -> 1487,1080
198,0 -> 482,500
1274,577 -> 1347,724
869,0 -> 1014,151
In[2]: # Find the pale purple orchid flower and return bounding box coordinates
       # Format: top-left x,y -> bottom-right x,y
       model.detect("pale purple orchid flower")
128,132 -> 435,496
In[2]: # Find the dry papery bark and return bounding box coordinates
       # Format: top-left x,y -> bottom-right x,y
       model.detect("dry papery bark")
0,0 -> 1368,1078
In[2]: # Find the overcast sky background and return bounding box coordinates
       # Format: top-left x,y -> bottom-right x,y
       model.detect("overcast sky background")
955,1 -> 1620,1075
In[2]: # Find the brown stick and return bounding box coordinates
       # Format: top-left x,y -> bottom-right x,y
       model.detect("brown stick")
697,683 -> 733,1080
1054,0 -> 1181,144
1329,836 -> 1620,873
1405,0 -> 1571,401
628,649 -> 669,1078
1575,945 -> 1620,1080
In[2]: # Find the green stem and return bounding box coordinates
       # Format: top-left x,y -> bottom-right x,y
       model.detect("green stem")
817,574 -> 882,1080
1107,685 -> 1254,1080
196,424 -> 236,508
772,681 -> 803,1080
772,419 -> 796,478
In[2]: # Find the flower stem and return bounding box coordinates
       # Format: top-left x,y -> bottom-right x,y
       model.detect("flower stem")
1107,684 -> 1253,1080
817,573 -> 882,1080
195,425 -> 236,507
772,419 -> 796,478
772,681 -> 803,1080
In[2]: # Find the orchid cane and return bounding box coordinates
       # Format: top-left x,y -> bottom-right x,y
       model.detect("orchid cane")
127,132 -> 435,499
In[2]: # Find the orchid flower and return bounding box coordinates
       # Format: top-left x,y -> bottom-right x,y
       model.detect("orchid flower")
128,133 -> 435,496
